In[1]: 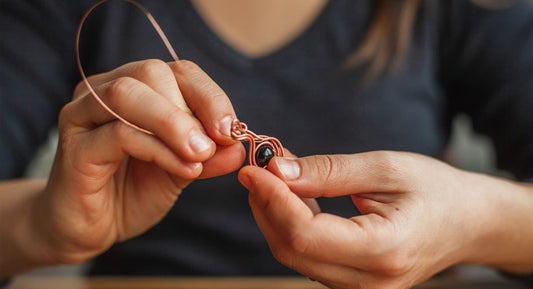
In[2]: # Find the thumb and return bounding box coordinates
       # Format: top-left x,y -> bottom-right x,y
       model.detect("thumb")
267,152 -> 408,198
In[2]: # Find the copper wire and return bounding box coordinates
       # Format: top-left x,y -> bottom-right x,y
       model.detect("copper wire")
76,1 -> 285,167
75,0 -> 180,135
231,119 -> 284,167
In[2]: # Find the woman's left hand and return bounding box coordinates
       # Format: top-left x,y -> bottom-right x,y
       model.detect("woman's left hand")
238,151 -> 526,289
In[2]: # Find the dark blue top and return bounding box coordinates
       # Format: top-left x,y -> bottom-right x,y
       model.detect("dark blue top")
2,0 -> 533,279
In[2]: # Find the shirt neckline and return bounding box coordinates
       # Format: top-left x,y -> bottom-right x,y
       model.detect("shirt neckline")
178,0 -> 335,72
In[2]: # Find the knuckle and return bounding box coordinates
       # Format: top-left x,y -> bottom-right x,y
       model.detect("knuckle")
73,73 -> 100,99
57,102 -> 74,129
137,59 -> 171,80
311,155 -> 334,181
269,229 -> 311,270
73,81 -> 87,99
178,60 -> 225,94
285,229 -> 312,256
110,121 -> 133,142
373,151 -> 401,173
173,59 -> 229,111
309,155 -> 347,192
362,221 -> 414,277
105,77 -> 138,110
175,59 -> 201,73
154,107 -> 181,132
271,247 -> 297,270
378,253 -> 413,277
57,103 -> 83,147
199,80 -> 226,101
371,151 -> 410,187
107,77 -> 137,100
372,245 -> 414,277
192,81 -> 227,113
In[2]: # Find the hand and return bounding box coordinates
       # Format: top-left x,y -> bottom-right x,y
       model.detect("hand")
34,59 -> 245,264
239,151 -> 508,289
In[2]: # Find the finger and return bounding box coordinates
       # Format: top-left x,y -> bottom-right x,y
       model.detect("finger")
240,166 -> 397,271
239,166 -> 315,233
170,60 -> 237,145
74,59 -> 189,112
68,121 -> 202,183
241,169 -> 363,287
250,197 -> 366,289
267,151 -> 412,199
197,143 -> 246,179
62,77 -> 215,162
301,198 -> 321,215
281,149 -> 320,213
253,208 -> 365,288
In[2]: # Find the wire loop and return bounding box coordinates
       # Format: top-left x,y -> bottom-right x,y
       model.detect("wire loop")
76,0 -> 179,135
231,119 -> 284,167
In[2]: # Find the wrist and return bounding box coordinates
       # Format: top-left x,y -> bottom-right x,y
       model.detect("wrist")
0,179 -> 56,278
29,184 -> 99,266
459,172 -> 533,274
17,182 -> 63,267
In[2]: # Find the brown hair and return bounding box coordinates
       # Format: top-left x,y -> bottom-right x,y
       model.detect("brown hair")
349,0 -> 531,81
346,0 -> 422,81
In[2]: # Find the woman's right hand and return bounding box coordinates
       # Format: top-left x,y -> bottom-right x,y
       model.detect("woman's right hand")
35,59 -> 245,265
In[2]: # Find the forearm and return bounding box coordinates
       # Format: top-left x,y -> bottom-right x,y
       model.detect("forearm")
0,179 -> 54,279
462,172 -> 533,274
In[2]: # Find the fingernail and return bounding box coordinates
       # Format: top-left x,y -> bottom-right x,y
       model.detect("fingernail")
220,116 -> 234,138
188,162 -> 202,170
185,162 -> 202,175
276,158 -> 301,181
188,130 -> 213,153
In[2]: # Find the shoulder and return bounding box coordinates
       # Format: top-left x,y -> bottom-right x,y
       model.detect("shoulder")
437,0 -> 533,42
436,0 -> 533,76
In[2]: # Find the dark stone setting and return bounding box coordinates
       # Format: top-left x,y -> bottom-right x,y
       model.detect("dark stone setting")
255,144 -> 275,167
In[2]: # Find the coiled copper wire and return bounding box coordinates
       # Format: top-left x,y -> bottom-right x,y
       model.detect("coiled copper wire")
231,119 -> 284,167
76,0 -> 284,167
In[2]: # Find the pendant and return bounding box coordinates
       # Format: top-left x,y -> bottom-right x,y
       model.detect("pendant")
231,119 -> 284,168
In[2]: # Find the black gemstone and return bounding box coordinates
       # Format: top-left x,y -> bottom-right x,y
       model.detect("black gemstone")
255,145 -> 275,167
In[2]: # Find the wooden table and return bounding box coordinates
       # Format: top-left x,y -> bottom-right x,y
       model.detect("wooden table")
7,266 -> 529,289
